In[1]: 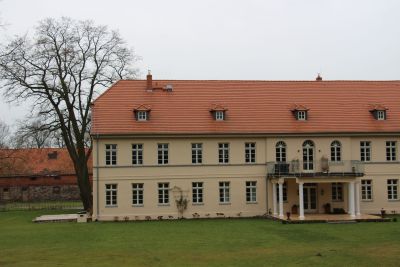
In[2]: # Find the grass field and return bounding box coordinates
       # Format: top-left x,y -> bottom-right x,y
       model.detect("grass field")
0,210 -> 399,267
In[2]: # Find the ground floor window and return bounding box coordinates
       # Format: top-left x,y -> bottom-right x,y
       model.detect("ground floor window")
105,184 -> 117,206
158,183 -> 170,204
219,181 -> 230,203
132,183 -> 144,205
361,180 -> 373,200
331,183 -> 343,201
387,179 -> 398,200
246,181 -> 257,203
276,182 -> 287,202
192,182 -> 203,204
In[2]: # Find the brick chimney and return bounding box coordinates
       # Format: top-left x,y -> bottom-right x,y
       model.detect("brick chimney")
316,73 -> 322,81
146,70 -> 153,91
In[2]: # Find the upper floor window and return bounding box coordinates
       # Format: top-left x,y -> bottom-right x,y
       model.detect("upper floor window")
215,111 -> 225,121
360,141 -> 371,162
137,111 -> 148,121
218,143 -> 229,164
297,111 -> 307,120
192,182 -> 203,204
292,105 -> 309,121
387,179 -> 398,200
105,184 -> 117,206
370,105 -> 387,121
377,110 -> 386,120
386,141 -> 397,161
330,140 -> 341,162
210,104 -> 227,121
245,142 -> 256,163
133,104 -> 151,121
191,143 -> 203,164
105,144 -> 117,165
276,141 -> 287,162
132,144 -> 143,165
158,143 -> 169,165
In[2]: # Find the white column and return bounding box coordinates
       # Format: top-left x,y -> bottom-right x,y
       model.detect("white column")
299,182 -> 305,220
348,182 -> 355,217
355,182 -> 361,216
278,182 -> 284,218
272,182 -> 277,216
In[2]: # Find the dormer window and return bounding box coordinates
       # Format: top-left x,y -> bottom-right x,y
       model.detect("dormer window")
215,111 -> 225,121
210,104 -> 228,121
291,105 -> 309,121
370,105 -> 387,121
133,104 -> 151,121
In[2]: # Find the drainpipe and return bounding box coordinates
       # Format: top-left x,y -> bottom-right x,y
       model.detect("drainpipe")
265,174 -> 269,215
96,134 -> 100,220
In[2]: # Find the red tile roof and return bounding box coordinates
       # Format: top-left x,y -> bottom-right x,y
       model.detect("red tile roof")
0,148 -> 92,177
91,80 -> 400,135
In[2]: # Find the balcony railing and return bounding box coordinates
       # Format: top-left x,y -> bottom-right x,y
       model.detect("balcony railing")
266,160 -> 364,178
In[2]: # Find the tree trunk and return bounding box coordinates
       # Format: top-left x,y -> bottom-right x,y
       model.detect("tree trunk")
72,152 -> 93,211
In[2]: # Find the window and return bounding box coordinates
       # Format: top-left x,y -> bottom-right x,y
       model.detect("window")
361,180 -> 373,200
387,179 -> 398,200
297,111 -> 307,120
377,110 -> 385,120
158,144 -> 169,165
386,141 -> 397,161
330,140 -> 341,162
105,144 -> 117,165
276,182 -> 288,202
192,143 -> 203,164
132,183 -> 144,205
245,142 -> 256,163
105,184 -> 117,206
218,143 -> 229,164
137,111 -> 148,121
276,141 -> 287,162
192,182 -> 203,204
360,141 -> 371,162
158,183 -> 169,204
331,183 -> 343,201
246,181 -> 257,203
132,144 -> 143,165
219,182 -> 230,203
215,111 -> 225,121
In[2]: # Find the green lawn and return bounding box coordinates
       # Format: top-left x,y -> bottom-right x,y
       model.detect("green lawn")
0,211 -> 399,267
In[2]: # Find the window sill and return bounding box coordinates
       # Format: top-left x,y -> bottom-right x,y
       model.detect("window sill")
132,204 -> 144,207
361,199 -> 373,202
219,202 -> 231,205
158,204 -> 170,207
192,203 -> 204,206
331,200 -> 344,202
388,199 -> 400,202
329,161 -> 344,165
105,205 -> 118,208
246,201 -> 258,204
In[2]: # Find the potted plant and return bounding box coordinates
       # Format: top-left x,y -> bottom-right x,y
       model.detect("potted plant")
291,204 -> 298,214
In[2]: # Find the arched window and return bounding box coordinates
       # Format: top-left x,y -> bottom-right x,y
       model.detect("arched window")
302,140 -> 314,171
331,140 -> 341,162
275,141 -> 287,162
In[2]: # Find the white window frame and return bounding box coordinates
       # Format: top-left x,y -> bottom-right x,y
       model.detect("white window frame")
387,179 -> 398,201
105,144 -> 117,166
219,181 -> 230,203
361,180 -> 373,201
246,181 -> 257,203
132,144 -> 143,165
105,184 -> 117,206
192,182 -> 203,204
132,183 -> 144,206
386,141 -> 397,162
276,141 -> 287,162
377,110 -> 385,120
191,143 -> 203,164
245,142 -> 256,163
137,111 -> 148,121
215,111 -> 224,121
158,143 -> 169,165
297,111 -> 306,120
218,143 -> 229,164
330,140 -> 341,162
158,183 -> 170,205
360,141 -> 371,162
331,182 -> 343,201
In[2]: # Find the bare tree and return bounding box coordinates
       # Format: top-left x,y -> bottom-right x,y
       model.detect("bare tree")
0,120 -> 10,148
14,120 -> 56,148
0,17 -> 138,211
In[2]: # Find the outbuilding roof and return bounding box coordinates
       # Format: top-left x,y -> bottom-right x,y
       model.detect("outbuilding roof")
91,79 -> 400,135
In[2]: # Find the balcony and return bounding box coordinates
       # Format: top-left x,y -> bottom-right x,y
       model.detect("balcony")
267,160 -> 364,178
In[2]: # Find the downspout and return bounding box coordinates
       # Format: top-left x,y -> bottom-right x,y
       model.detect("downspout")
96,134 -> 100,220
265,174 -> 269,215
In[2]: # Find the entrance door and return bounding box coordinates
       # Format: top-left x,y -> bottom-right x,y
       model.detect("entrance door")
303,184 -> 317,213
302,140 -> 314,171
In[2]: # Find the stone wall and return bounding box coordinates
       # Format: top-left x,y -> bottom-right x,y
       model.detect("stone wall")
0,185 -> 80,202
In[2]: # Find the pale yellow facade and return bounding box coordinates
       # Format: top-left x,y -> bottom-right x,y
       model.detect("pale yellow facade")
92,135 -> 400,221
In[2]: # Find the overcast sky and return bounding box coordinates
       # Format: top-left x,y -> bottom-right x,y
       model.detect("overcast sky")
1,0 -> 400,125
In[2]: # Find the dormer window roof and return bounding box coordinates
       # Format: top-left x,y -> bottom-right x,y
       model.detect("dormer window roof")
370,104 -> 388,121
291,104 -> 309,121
133,104 -> 151,121
210,104 -> 228,121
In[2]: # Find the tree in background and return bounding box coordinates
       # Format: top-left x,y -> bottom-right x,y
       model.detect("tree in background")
0,120 -> 10,148
0,17 -> 138,211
